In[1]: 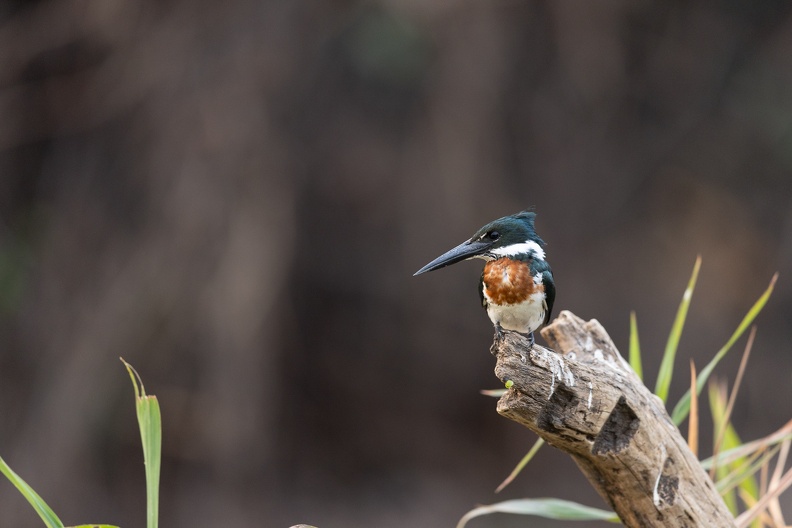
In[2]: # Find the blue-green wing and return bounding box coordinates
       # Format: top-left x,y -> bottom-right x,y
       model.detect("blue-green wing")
541,270 -> 555,325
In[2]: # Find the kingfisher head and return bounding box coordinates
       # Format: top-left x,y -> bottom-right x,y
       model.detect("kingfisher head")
414,210 -> 546,276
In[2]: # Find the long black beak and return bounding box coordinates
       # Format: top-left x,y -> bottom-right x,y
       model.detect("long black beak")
413,239 -> 493,276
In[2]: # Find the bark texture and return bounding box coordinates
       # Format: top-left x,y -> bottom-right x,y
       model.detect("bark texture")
493,310 -> 735,527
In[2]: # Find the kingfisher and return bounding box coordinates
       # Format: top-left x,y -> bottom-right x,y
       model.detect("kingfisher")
414,210 -> 555,346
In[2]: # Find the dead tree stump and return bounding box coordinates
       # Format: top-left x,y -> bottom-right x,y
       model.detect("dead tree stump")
493,310 -> 735,527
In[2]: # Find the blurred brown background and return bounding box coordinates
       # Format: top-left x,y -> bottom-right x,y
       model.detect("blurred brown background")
1,1 -> 791,527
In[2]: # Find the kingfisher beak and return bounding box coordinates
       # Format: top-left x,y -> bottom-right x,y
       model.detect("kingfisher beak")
413,239 -> 493,276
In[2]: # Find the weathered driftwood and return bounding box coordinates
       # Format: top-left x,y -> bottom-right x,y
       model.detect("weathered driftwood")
493,310 -> 735,527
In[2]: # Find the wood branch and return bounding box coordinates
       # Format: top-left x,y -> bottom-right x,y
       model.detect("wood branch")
493,310 -> 735,527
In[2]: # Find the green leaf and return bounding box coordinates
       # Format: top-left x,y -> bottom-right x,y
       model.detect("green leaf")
480,389 -> 507,397
671,273 -> 777,425
457,498 -> 619,528
0,456 -> 65,528
700,427 -> 792,470
629,311 -> 642,380
709,383 -> 738,513
68,525 -> 122,528
495,437 -> 545,493
708,382 -> 760,520
654,256 -> 701,402
122,359 -> 162,528
713,445 -> 776,496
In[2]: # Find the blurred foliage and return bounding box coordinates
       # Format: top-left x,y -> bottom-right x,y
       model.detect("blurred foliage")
0,361 -> 156,528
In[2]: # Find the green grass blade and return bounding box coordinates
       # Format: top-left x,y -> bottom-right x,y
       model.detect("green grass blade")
700,420 -> 792,470
480,388 -> 507,398
708,382 -> 760,521
139,395 -> 161,528
457,498 -> 619,528
122,359 -> 162,528
68,525 -> 121,528
629,311 -> 643,380
671,273 -> 777,425
714,445 -> 776,496
0,456 -> 65,528
654,256 -> 701,402
709,383 -> 738,513
495,437 -> 545,493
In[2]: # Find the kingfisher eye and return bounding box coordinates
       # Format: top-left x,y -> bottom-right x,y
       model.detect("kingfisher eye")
488,231 -> 500,240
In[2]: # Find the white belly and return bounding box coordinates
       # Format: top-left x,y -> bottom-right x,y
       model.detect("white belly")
485,291 -> 546,333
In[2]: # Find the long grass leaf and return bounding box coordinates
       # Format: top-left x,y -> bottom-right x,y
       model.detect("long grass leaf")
710,326 -> 756,480
495,437 -> 545,493
457,498 -> 619,528
480,389 -> 507,398
655,256 -> 701,402
0,456 -> 64,528
122,359 -> 162,528
715,445 -> 779,496
709,382 -> 738,514
701,418 -> 792,469
736,490 -> 779,528
768,439 -> 790,527
709,379 -> 762,517
68,525 -> 121,528
628,311 -> 642,380
688,361 -> 698,457
735,465 -> 792,528
758,459 -> 768,513
671,273 -> 777,425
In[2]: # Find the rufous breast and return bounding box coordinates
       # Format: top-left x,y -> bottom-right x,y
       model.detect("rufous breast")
482,258 -> 543,305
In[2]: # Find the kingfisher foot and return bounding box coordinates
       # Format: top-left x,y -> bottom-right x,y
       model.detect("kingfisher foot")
515,330 -> 535,348
491,324 -> 505,354
495,323 -> 505,341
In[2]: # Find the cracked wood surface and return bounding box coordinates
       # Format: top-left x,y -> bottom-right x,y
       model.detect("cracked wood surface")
493,310 -> 735,527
